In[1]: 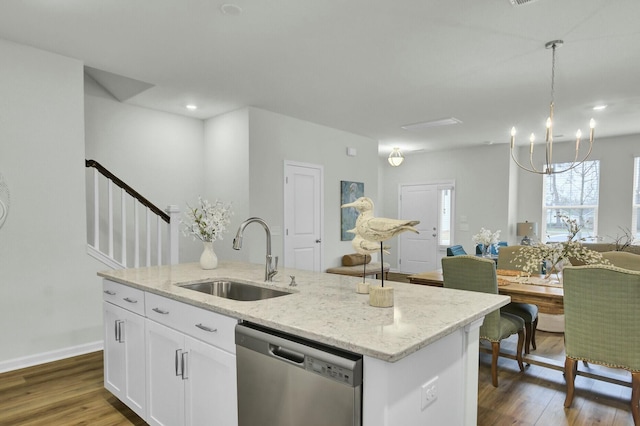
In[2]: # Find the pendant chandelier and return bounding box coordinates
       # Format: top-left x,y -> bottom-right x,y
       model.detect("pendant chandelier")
510,40 -> 595,175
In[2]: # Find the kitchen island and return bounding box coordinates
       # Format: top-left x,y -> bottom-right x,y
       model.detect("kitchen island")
99,261 -> 510,426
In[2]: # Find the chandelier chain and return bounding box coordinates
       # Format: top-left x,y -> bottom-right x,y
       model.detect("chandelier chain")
550,43 -> 556,106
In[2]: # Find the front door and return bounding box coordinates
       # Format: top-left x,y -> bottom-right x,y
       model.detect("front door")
398,184 -> 439,274
283,161 -> 323,271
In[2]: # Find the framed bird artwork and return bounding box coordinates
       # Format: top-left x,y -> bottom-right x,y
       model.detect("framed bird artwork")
340,181 -> 363,241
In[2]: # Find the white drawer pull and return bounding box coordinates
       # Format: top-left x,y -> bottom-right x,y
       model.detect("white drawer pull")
152,307 -> 169,315
195,323 -> 217,333
104,290 -> 116,295
123,297 -> 138,304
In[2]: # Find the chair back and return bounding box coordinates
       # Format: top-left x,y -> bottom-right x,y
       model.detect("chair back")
441,255 -> 501,339
496,245 -> 543,273
563,265 -> 640,371
476,241 -> 507,255
600,251 -> 640,271
446,244 -> 467,256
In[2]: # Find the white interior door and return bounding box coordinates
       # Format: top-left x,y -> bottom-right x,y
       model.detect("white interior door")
284,162 -> 323,272
399,184 -> 439,274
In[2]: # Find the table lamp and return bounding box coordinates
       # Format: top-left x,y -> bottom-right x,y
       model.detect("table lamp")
517,221 -> 538,245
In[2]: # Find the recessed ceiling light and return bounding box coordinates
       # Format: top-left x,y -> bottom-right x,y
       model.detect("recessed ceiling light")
186,104 -> 198,111
220,3 -> 243,15
593,104 -> 608,111
401,117 -> 462,131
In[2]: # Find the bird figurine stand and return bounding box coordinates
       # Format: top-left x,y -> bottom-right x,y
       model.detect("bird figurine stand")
356,261 -> 370,294
368,241 -> 394,307
341,197 -> 420,308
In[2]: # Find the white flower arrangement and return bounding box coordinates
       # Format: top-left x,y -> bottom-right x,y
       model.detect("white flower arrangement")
472,228 -> 501,248
182,197 -> 233,242
511,215 -> 609,277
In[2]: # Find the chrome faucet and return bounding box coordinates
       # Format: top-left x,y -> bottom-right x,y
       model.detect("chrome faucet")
232,217 -> 278,282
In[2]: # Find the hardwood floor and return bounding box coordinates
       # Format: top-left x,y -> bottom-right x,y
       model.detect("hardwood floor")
0,329 -> 634,424
0,352 -> 145,426
477,331 -> 634,425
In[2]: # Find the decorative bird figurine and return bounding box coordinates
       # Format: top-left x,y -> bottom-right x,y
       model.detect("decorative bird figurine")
348,230 -> 391,255
341,197 -> 419,242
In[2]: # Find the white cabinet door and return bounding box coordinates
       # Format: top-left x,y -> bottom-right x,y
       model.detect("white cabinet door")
103,301 -> 146,419
184,336 -> 238,426
146,319 -> 186,426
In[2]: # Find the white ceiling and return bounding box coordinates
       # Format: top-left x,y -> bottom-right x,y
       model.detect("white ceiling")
1,0 -> 639,156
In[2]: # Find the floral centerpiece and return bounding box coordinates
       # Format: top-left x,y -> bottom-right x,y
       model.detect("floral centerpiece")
472,227 -> 501,257
511,215 -> 609,278
182,197 -> 233,269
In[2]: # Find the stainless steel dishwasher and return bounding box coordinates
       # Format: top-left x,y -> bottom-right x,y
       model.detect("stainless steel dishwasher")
235,322 -> 363,426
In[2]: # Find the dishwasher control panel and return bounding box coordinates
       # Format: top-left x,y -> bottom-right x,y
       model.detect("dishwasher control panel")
305,356 -> 356,386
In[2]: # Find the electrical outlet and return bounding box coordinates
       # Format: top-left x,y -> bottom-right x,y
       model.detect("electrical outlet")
421,376 -> 438,410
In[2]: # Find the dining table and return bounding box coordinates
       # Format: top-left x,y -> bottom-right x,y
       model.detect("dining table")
407,269 -> 564,314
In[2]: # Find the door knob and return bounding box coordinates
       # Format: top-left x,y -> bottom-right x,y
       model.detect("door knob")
315,239 -> 322,243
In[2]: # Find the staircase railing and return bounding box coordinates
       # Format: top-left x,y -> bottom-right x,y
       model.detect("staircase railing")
85,159 -> 179,269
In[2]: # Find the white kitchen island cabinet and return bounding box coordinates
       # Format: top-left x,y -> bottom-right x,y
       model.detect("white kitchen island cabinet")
146,319 -> 237,426
102,282 -> 146,420
100,261 -> 510,426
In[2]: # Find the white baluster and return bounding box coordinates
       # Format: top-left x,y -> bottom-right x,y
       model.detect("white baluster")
157,216 -> 162,266
108,180 -> 114,258
166,205 -> 180,265
121,189 -> 127,267
146,207 -> 151,266
134,202 -> 140,268
93,168 -> 99,250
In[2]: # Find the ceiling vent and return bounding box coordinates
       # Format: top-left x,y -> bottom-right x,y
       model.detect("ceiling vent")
509,0 -> 538,5
401,117 -> 462,132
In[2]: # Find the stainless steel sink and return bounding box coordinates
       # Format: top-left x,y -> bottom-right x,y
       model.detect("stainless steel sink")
179,280 -> 292,301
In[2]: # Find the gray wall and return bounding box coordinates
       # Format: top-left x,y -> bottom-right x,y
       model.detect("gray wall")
378,134 -> 640,271
379,144 -> 513,266
84,75 -> 206,263
516,133 -> 640,241
247,108 -> 379,269
0,39 -> 103,366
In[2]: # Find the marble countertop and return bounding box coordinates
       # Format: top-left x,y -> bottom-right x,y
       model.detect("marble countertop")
99,261 -> 510,362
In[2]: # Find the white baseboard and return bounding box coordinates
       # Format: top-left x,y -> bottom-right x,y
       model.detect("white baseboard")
0,341 -> 104,374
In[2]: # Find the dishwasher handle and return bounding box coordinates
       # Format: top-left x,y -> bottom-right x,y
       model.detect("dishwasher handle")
268,344 -> 305,365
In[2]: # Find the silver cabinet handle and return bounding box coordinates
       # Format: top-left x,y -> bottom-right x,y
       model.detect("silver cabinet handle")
115,320 -> 124,343
152,307 -> 169,315
181,352 -> 189,380
119,321 -> 125,343
175,349 -> 183,376
104,290 -> 116,295
195,323 -> 217,333
123,297 -> 138,304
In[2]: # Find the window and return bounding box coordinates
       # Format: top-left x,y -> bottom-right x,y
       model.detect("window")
633,157 -> 640,240
542,160 -> 600,242
438,187 -> 452,246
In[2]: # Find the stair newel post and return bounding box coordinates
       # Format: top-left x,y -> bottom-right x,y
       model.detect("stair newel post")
166,205 -> 181,265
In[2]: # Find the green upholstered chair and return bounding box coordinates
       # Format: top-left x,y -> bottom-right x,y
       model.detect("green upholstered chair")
563,265 -> 640,424
600,251 -> 640,271
441,255 -> 525,387
494,246 -> 540,354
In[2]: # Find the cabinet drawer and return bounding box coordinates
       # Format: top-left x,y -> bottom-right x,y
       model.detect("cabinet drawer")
145,292 -> 237,353
103,280 -> 145,315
